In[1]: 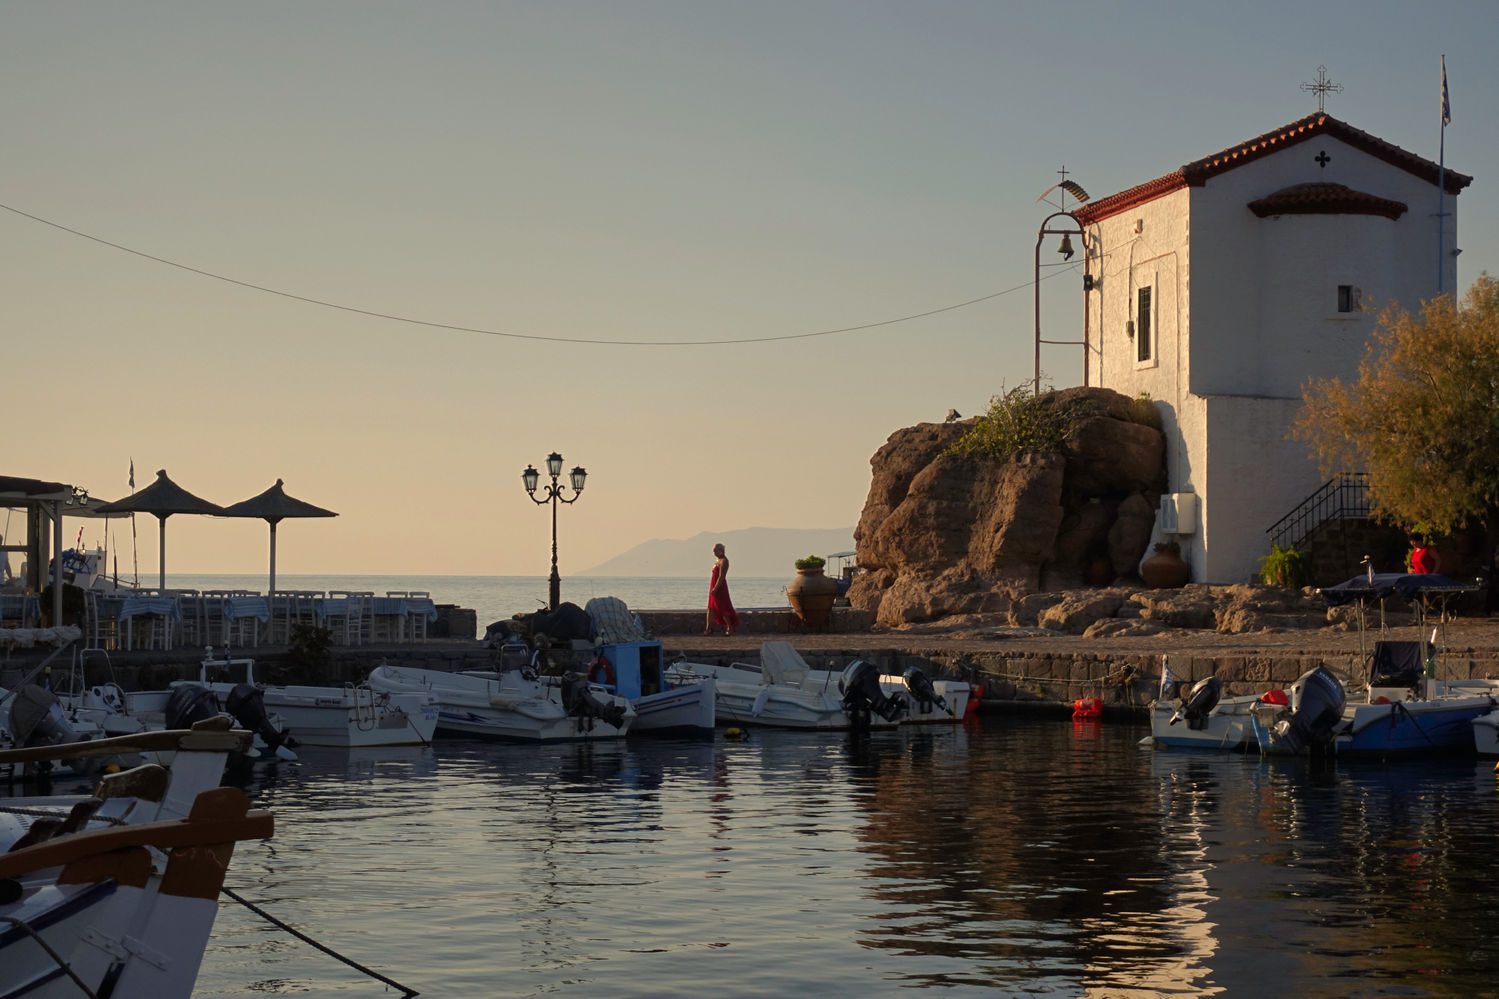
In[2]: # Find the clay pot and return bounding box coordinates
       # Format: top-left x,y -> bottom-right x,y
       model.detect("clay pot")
787,567 -> 839,627
1140,547 -> 1189,589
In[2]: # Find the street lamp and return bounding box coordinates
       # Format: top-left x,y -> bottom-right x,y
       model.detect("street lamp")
522,451 -> 587,611
1034,209 -> 1090,394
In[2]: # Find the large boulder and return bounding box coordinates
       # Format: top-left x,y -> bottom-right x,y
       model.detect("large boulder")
851,387 -> 1168,627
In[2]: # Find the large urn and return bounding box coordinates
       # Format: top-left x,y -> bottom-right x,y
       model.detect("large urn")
1140,544 -> 1189,589
787,567 -> 839,627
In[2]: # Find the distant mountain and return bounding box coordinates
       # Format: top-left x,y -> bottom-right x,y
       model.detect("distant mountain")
583,527 -> 855,577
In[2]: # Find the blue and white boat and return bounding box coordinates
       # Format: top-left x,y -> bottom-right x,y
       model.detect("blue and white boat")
588,640 -> 716,736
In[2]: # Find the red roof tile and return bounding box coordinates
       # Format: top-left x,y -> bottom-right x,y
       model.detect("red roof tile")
1248,182 -> 1407,220
1074,114 -> 1471,225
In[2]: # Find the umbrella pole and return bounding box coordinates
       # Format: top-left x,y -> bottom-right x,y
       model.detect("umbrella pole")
52,500 -> 64,626
268,520 -> 277,600
159,515 -> 168,590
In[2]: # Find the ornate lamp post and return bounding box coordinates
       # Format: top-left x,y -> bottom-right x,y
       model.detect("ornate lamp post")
522,452 -> 587,611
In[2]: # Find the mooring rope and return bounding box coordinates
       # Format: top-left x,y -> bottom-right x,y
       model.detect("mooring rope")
0,915 -> 100,997
219,886 -> 420,996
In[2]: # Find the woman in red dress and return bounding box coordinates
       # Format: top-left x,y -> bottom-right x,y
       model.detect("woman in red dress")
705,542 -> 739,636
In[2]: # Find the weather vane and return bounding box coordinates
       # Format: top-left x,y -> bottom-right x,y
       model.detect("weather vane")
1300,65 -> 1343,112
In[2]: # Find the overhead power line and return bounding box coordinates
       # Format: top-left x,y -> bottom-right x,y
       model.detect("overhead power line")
0,200 -> 1078,346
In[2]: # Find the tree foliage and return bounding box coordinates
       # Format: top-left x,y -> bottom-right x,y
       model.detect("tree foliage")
1293,275 -> 1499,534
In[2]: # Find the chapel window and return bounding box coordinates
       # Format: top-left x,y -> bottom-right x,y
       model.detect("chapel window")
1136,286 -> 1153,362
1337,285 -> 1361,313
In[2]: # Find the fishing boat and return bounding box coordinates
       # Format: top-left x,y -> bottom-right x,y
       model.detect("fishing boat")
1142,675 -> 1262,751
367,658 -> 635,742
586,640 -> 716,735
192,650 -> 438,748
879,667 -> 971,724
667,641 -> 906,731
0,721 -> 273,996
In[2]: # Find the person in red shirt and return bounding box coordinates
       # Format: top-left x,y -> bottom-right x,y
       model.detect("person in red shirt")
1409,535 -> 1438,574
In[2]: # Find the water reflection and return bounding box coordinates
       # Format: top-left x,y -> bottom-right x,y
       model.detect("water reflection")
189,718 -> 1499,997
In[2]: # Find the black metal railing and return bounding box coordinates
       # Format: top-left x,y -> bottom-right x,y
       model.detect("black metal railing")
1265,472 -> 1370,551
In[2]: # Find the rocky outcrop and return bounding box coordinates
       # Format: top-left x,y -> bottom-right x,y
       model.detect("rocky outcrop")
850,387 -> 1167,628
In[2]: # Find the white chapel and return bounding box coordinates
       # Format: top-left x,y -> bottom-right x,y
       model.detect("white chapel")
1073,111 -> 1472,584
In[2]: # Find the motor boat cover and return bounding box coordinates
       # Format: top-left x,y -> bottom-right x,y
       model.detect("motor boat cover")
1369,641 -> 1424,689
760,642 -> 811,687
1274,666 -> 1347,753
1173,676 -> 1222,731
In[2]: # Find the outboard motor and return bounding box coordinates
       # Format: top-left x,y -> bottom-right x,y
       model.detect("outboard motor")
165,684 -> 223,730
1270,666 -> 1347,755
8,685 -> 81,749
902,666 -> 948,717
224,683 -> 299,761
560,673 -> 627,731
1170,676 -> 1222,731
839,660 -> 906,728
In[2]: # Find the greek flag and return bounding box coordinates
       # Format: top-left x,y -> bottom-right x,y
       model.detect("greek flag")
1441,56 -> 1451,126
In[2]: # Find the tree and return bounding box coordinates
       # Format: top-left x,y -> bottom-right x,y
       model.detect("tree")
1293,274 -> 1499,536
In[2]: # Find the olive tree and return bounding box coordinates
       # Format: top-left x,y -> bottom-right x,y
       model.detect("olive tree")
1294,274 -> 1499,536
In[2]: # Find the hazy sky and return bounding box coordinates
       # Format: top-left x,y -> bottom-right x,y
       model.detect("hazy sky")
6,2 -> 1497,577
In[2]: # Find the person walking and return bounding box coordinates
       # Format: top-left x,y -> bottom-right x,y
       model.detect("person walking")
705,542 -> 739,637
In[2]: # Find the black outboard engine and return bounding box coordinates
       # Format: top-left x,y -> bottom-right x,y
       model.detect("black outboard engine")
1170,676 -> 1222,731
7,684 -> 95,778
839,660 -> 906,728
560,673 -> 627,731
902,666 -> 948,717
224,683 -> 298,760
165,684 -> 222,730
1271,666 -> 1347,755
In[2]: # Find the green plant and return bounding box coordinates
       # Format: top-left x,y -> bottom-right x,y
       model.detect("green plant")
942,384 -> 1096,461
1152,539 -> 1181,556
1258,544 -> 1312,589
285,623 -> 335,682
794,555 -> 826,571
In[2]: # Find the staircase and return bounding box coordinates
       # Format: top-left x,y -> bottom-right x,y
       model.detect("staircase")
1265,473 -> 1406,585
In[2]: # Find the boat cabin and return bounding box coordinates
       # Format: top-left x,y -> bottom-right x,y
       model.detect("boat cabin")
595,641 -> 665,699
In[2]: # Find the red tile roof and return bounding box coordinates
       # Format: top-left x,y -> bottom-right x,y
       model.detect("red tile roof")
1248,182 -> 1407,220
1074,113 -> 1472,225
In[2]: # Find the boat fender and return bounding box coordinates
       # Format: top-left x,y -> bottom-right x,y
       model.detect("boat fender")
1072,696 -> 1102,719
723,727 -> 748,741
751,687 -> 771,717
966,682 -> 982,718
1259,688 -> 1290,706
587,655 -> 616,689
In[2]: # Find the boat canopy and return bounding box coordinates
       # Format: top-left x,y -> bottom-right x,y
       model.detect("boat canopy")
1319,573 -> 1477,606
760,641 -> 811,686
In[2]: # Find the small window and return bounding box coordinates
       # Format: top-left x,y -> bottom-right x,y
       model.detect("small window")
1337,285 -> 1361,313
1137,286 -> 1152,362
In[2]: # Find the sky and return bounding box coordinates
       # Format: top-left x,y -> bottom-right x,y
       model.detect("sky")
5,1 -> 1497,577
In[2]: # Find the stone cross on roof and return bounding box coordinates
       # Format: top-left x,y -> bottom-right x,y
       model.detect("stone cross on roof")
1300,65 -> 1343,113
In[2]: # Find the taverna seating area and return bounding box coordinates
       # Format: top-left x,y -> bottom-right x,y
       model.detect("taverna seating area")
82,589 -> 438,651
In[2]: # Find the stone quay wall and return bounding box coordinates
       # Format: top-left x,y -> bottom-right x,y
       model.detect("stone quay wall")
8,636 -> 1499,717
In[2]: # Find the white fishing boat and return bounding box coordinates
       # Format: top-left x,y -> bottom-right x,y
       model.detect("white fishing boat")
667,641 -> 906,731
1141,676 -> 1262,752
879,668 -> 971,724
367,660 -> 635,742
193,650 -> 438,748
0,721 -> 273,997
587,640 -> 715,735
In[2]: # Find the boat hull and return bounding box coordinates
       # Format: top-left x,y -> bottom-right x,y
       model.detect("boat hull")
1337,696 -> 1493,755
1145,697 -> 1258,751
1475,709 -> 1499,755
631,678 -> 716,735
368,666 -> 634,742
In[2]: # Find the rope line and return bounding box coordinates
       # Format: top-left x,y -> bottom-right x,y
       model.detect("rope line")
0,915 -> 100,997
220,885 -> 420,996
0,200 -> 1077,347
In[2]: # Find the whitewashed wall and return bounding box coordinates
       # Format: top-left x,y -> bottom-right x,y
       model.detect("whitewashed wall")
1084,135 -> 1459,583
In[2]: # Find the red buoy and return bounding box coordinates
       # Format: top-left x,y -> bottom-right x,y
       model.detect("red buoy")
1072,696 -> 1102,719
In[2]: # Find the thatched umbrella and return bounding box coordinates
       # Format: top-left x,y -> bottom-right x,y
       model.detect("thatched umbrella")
218,479 -> 337,597
93,469 -> 224,589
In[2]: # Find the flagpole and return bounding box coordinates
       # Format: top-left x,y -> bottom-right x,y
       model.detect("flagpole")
1437,55 -> 1448,293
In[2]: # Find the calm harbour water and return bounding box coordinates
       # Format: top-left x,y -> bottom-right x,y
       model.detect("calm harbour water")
182,717 -> 1499,997
169,574 -> 791,633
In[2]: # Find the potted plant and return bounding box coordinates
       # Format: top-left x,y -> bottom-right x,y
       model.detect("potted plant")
787,555 -> 838,627
1257,544 -> 1312,590
1140,538 -> 1190,589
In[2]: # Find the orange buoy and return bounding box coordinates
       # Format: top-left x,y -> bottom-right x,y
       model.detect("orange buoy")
1072,696 -> 1103,719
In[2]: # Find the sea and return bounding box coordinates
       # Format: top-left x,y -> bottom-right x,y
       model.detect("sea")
166,574 -> 792,630
174,717 -> 1499,997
